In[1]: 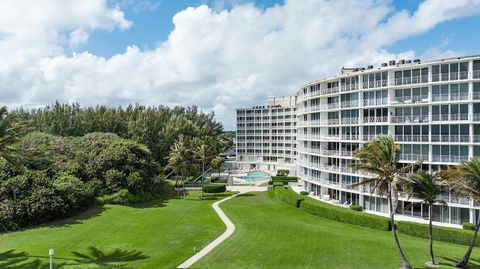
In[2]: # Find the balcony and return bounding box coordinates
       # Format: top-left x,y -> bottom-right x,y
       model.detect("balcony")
341,134 -> 359,141
321,149 -> 339,156
474,70 -> 480,79
321,87 -> 339,95
390,115 -> 429,123
431,135 -> 470,143
363,98 -> 388,107
432,93 -> 469,102
325,102 -> 340,110
431,113 -> 469,122
400,153 -> 429,162
432,72 -> 468,82
340,84 -> 359,92
432,155 -> 469,163
363,80 -> 388,89
363,116 -> 388,124
393,75 -> 428,86
395,135 -> 429,142
474,135 -> 480,142
341,100 -> 359,108
340,118 -> 358,124
362,134 -> 382,141
391,95 -> 429,104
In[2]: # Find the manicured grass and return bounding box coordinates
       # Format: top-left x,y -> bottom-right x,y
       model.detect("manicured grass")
0,191 -> 231,269
196,192 -> 480,269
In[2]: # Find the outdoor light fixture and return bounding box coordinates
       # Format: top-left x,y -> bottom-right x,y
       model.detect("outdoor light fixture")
49,248 -> 54,269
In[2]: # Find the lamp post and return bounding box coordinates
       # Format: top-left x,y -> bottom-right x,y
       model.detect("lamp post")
49,248 -> 54,269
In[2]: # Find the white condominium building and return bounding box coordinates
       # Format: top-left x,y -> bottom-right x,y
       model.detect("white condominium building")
296,55 -> 480,225
236,96 -> 297,172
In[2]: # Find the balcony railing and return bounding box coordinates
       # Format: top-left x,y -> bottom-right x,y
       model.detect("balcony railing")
362,134 -> 382,141
432,72 -> 468,82
363,80 -> 388,89
431,114 -> 469,122
395,135 -> 429,142
326,102 -> 340,109
391,95 -> 429,104
400,153 -> 429,161
340,84 -> 359,92
321,87 -> 339,95
474,70 -> 480,79
363,116 -> 388,123
432,155 -> 469,163
394,75 -> 428,85
341,134 -> 359,141
340,118 -> 358,124
363,98 -> 388,106
390,115 -> 429,123
341,100 -> 359,108
431,135 -> 470,143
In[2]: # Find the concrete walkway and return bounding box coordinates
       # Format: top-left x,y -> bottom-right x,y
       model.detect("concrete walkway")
177,190 -> 246,268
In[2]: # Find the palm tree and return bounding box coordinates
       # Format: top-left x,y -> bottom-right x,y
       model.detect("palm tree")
166,135 -> 192,197
350,135 -> 418,269
408,170 -> 444,265
446,160 -> 480,268
0,107 -> 26,170
190,138 -> 215,196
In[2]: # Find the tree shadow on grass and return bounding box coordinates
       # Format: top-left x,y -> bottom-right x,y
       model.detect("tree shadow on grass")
0,247 -> 147,269
426,256 -> 480,269
44,205 -> 109,228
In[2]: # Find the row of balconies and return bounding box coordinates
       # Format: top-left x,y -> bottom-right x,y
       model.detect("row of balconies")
297,96 -> 479,113
298,70 -> 480,101
298,113 -> 477,126
297,134 -> 480,143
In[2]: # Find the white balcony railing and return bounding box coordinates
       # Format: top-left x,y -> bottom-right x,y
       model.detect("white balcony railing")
432,155 -> 469,163
431,135 -> 470,143
363,116 -> 388,123
431,114 -> 469,122
391,115 -> 429,123
391,95 -> 429,104
394,75 -> 428,86
363,98 -> 388,106
395,135 -> 429,142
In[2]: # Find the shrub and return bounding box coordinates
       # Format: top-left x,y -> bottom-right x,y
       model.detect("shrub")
397,221 -> 479,246
276,169 -> 289,176
300,199 -> 390,231
97,189 -> 134,205
271,176 -> 298,185
203,184 -> 226,193
349,204 -> 363,211
211,177 -> 227,183
274,187 -> 303,208
273,181 -> 284,188
300,191 -> 309,195
462,222 -> 476,231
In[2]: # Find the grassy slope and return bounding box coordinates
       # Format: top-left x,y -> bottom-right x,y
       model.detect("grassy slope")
0,192 -> 228,269
196,192 -> 480,269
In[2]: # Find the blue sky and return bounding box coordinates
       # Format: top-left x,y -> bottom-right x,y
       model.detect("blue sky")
81,0 -> 480,60
2,0 -> 480,130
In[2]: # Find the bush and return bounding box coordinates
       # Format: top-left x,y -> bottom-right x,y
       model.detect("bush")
397,221 -> 479,246
300,198 -> 390,231
211,177 -> 227,183
274,187 -> 303,208
300,191 -> 309,195
276,169 -> 289,176
462,222 -> 476,231
273,181 -> 284,188
271,176 -> 298,185
203,184 -> 226,193
349,204 -> 363,211
97,189 -> 134,205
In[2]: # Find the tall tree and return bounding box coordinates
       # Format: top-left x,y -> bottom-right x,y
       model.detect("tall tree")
407,170 -> 444,265
166,135 -> 193,197
350,135 -> 418,269
0,107 -> 27,170
446,160 -> 480,268
190,138 -> 215,196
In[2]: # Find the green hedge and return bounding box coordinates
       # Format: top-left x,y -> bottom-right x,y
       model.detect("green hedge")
463,222 -> 476,231
300,191 -> 309,195
273,181 -> 284,188
274,187 -> 303,208
271,176 -> 298,182
203,184 -> 226,193
300,199 -> 391,231
396,221 -> 478,247
349,204 -> 363,211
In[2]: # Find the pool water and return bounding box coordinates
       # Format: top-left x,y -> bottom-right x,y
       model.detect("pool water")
238,171 -> 271,181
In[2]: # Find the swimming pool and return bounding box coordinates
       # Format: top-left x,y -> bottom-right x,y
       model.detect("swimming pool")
238,171 -> 271,181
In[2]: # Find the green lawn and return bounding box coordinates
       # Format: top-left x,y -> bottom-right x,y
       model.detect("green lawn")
0,192 -> 230,269
196,192 -> 480,269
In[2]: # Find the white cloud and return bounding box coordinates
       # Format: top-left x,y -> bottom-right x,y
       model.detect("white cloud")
1,0 -> 480,129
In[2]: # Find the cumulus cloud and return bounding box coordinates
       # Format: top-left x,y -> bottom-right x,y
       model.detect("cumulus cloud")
1,0 -> 480,129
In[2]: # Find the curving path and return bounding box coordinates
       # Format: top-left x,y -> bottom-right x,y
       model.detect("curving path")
176,190 -> 247,268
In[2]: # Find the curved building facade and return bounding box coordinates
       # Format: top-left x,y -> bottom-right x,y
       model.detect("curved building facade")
296,55 -> 480,225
